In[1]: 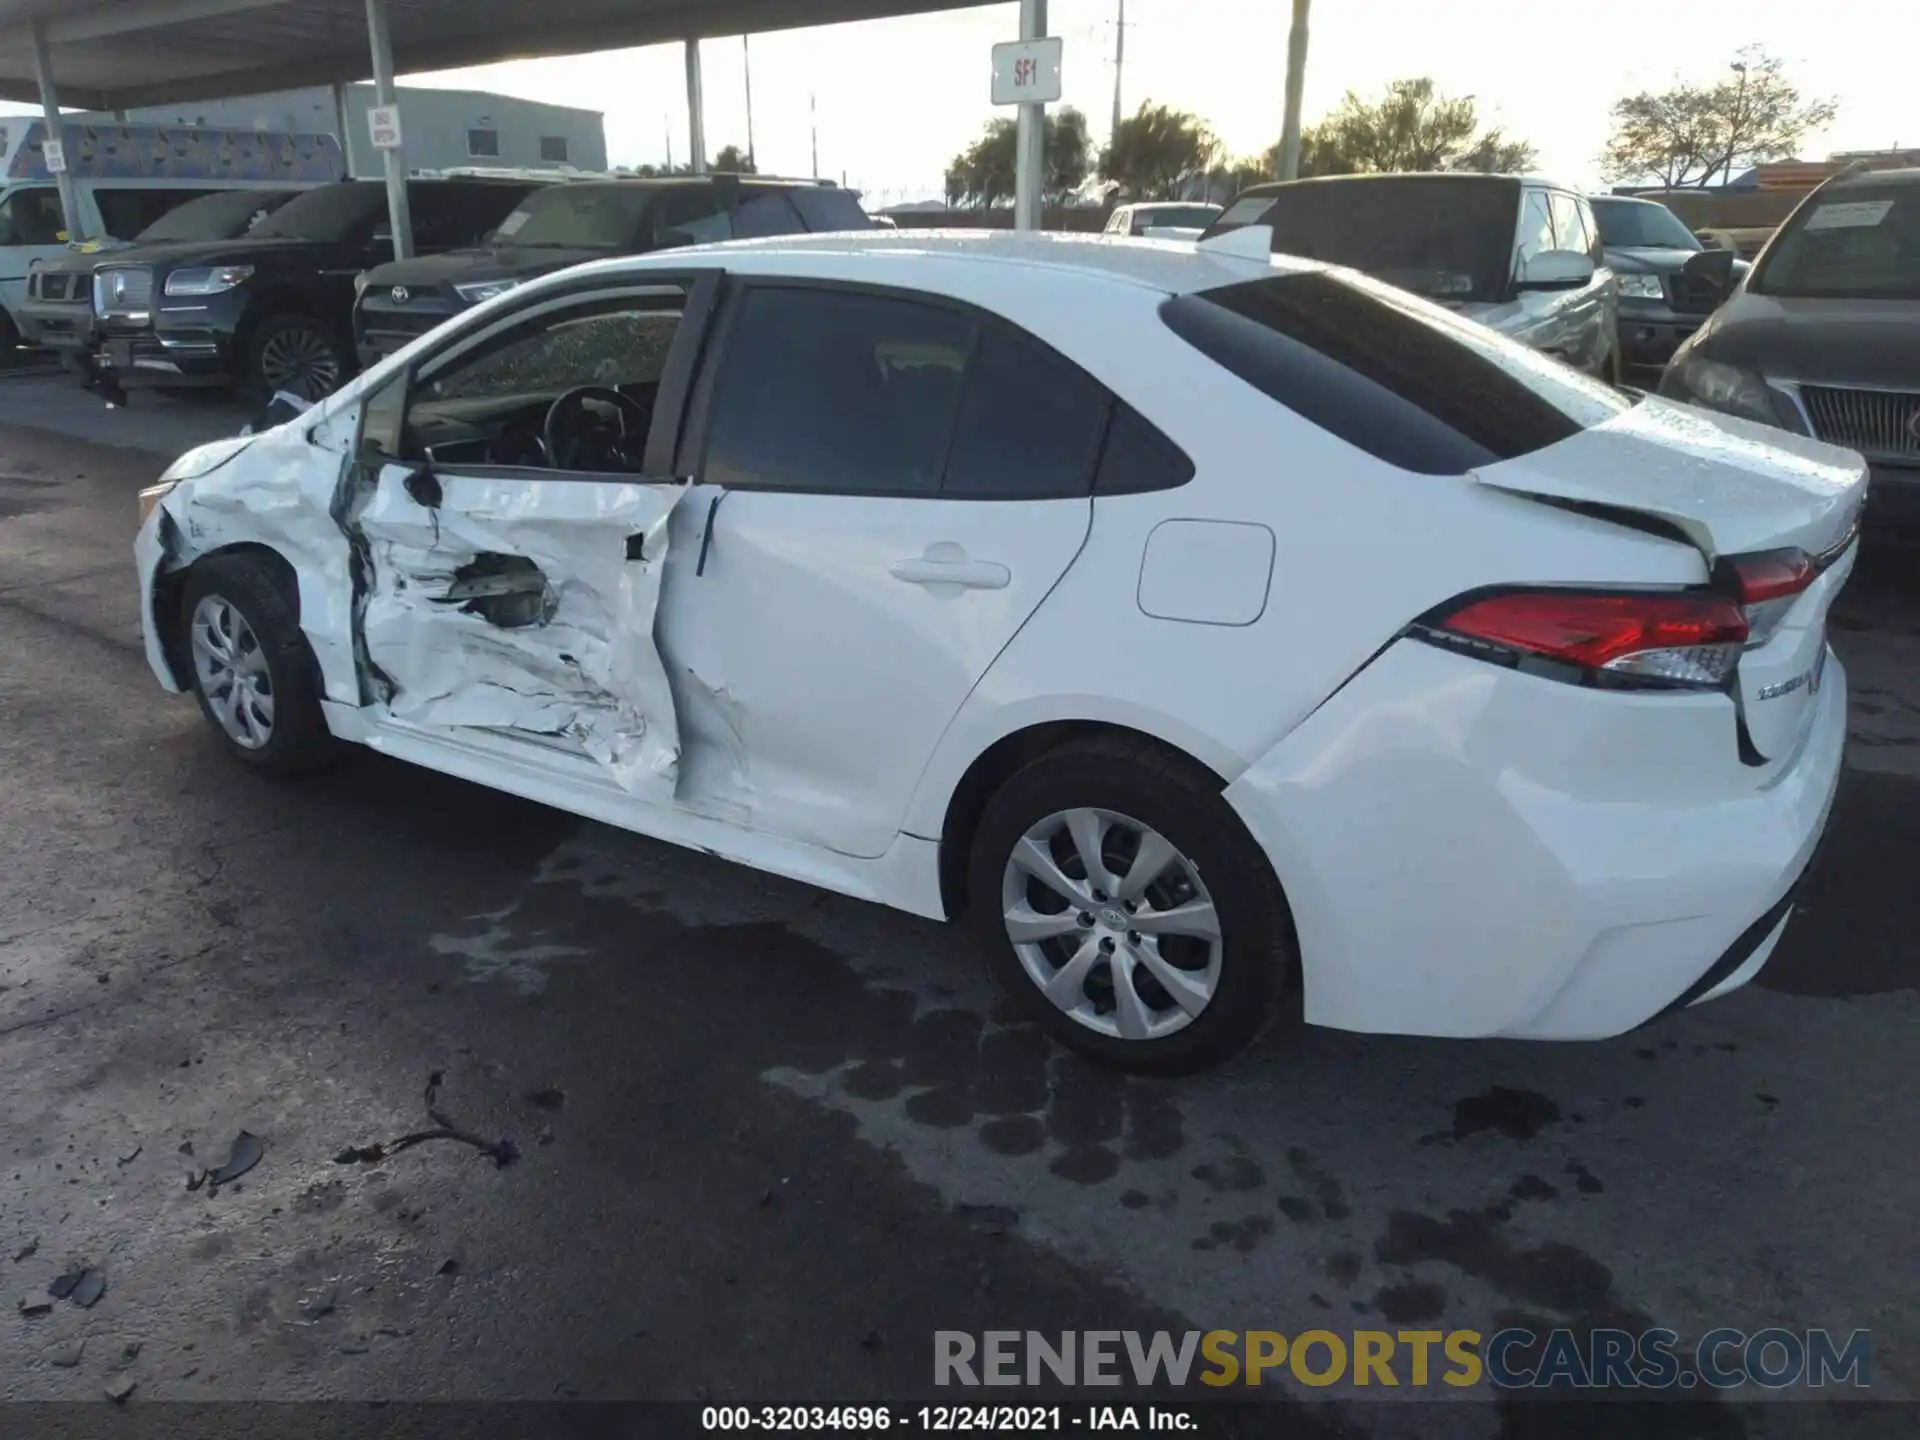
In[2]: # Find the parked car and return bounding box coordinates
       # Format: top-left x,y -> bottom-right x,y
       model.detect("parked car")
1660,167 -> 1919,543
136,232 -> 1858,1073
1202,174 -> 1619,376
26,176 -> 539,402
353,174 -> 872,367
1103,202 -> 1223,241
1588,194 -> 1752,371
19,189 -> 307,366
0,119 -> 340,352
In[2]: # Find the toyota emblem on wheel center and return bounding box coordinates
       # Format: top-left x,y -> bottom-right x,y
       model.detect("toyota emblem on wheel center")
391,286 -> 409,303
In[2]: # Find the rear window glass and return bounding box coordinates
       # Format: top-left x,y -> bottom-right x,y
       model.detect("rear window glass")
1161,270 -> 1630,475
494,184 -> 653,249
789,187 -> 872,231
1204,177 -> 1523,305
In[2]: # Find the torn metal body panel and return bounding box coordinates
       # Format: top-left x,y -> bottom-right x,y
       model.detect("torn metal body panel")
355,468 -> 685,799
136,409 -> 364,703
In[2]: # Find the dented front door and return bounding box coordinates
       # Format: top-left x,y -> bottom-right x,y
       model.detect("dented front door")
345,277 -> 716,802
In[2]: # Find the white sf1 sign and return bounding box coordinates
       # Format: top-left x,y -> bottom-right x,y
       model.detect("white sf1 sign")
991,37 -> 1063,106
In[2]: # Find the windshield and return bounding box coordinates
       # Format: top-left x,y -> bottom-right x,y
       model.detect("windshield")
492,185 -> 654,249
1591,199 -> 1701,251
250,182 -> 384,242
137,189 -> 287,243
1135,206 -> 1221,231
1208,177 -> 1522,304
1751,185 -> 1920,300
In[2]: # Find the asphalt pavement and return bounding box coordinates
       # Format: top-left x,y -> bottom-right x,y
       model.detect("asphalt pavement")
0,376 -> 1914,1436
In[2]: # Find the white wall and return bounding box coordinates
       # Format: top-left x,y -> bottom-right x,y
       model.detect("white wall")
11,84 -> 607,179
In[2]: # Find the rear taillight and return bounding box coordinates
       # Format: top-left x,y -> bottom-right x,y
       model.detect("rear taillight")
1716,547 -> 1818,648
1424,589 -> 1749,689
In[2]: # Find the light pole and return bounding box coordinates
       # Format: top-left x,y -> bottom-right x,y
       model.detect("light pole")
744,35 -> 757,171
1277,0 -> 1311,180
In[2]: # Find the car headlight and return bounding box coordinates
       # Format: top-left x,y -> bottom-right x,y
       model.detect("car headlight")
163,266 -> 254,297
1664,356 -> 1780,426
1616,273 -> 1665,300
454,278 -> 522,304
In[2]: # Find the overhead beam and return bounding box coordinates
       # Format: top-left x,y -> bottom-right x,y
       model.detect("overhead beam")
0,0 -> 978,113
0,0 -> 277,48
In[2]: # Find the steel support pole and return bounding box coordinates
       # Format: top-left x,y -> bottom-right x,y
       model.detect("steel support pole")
1014,0 -> 1047,231
364,0 -> 414,258
685,40 -> 707,174
1277,0 -> 1311,180
29,22 -> 84,243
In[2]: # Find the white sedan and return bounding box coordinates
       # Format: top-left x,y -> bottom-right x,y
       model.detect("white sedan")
134,229 -> 1861,1073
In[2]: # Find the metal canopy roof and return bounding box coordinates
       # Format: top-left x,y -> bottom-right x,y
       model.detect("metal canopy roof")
0,0 -> 976,111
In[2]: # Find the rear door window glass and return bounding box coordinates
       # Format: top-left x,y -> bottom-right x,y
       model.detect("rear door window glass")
1161,270 -> 1630,475
941,323 -> 1111,499
701,286 -> 972,496
1094,404 -> 1194,495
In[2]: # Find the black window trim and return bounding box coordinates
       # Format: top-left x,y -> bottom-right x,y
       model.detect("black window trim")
361,268 -> 722,486
680,274 -> 1191,504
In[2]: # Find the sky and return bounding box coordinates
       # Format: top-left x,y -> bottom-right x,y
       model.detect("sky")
391,0 -> 1910,206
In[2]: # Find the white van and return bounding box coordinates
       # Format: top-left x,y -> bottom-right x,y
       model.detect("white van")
0,119 -> 342,348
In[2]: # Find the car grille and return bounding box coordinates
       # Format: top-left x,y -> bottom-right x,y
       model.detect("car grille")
93,267 -> 154,314
1798,385 -> 1920,464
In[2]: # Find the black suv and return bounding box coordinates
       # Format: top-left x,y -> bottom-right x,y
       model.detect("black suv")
353,174 -> 872,366
28,176 -> 538,401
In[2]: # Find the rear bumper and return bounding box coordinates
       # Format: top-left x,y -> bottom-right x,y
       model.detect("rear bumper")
1223,638 -> 1846,1040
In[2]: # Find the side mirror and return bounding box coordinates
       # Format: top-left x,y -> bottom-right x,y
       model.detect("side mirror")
1681,247 -> 1737,302
1517,248 -> 1596,291
239,389 -> 313,436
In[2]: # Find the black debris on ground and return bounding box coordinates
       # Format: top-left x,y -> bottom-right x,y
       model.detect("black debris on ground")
207,1131 -> 264,1191
334,1071 -> 519,1170
70,1268 -> 106,1308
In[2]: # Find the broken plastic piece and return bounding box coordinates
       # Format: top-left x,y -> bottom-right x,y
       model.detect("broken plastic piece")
70,1268 -> 106,1309
47,1270 -> 82,1300
208,1131 -> 264,1190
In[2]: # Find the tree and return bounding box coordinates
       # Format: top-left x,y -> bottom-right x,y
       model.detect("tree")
1100,103 -> 1220,201
1601,49 -> 1838,187
712,144 -> 756,174
943,107 -> 1092,208
1286,77 -> 1536,177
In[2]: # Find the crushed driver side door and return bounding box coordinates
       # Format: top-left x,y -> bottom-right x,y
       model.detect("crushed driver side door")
343,272 -> 719,801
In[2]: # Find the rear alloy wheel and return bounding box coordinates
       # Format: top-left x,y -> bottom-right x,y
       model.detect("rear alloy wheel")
968,736 -> 1295,1074
248,314 -> 346,401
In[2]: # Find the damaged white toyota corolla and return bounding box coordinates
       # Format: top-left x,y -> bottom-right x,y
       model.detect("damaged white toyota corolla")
135,229 -> 1863,1073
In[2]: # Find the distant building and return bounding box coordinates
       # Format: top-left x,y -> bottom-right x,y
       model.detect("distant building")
42,84 -> 606,179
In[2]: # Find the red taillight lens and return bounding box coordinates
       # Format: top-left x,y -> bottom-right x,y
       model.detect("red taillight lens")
1432,590 -> 1749,687
1723,548 -> 1814,604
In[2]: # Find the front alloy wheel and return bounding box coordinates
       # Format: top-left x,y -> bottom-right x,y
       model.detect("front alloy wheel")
190,594 -> 275,749
1002,807 -> 1222,1042
255,318 -> 342,400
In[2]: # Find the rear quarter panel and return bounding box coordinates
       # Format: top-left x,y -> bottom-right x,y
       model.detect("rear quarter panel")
898,272 -> 1709,838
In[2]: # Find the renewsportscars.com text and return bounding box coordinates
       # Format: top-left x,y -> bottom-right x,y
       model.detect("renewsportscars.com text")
934,1328 -> 1872,1390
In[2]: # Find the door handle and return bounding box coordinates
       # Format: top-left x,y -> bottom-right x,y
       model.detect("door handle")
890,546 -> 1010,592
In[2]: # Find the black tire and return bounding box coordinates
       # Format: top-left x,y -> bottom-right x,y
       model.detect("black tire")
966,735 -> 1297,1075
243,312 -> 349,402
179,554 -> 336,776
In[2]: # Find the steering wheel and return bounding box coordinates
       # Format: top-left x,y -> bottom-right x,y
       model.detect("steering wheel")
542,385 -> 652,472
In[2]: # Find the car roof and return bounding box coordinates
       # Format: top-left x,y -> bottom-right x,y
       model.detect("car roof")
1231,172 -> 1587,202
1831,166 -> 1920,189
572,229 -> 1320,297
583,228 -> 1316,295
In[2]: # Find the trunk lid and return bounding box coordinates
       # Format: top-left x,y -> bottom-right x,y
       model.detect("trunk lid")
1473,393 -> 1866,760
